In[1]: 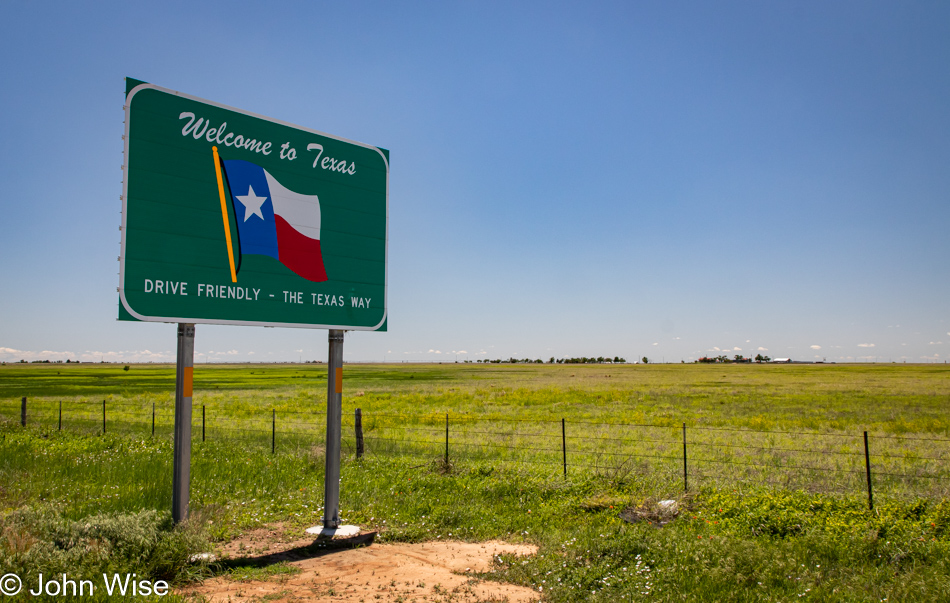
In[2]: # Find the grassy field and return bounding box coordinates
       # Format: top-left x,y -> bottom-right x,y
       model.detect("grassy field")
1,362 -> 949,601
3,361 -> 948,429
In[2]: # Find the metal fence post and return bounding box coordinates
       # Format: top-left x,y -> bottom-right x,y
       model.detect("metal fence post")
561,418 -> 567,478
202,405 -> 206,442
864,431 -> 874,510
152,402 -> 155,436
355,408 -> 364,459
58,400 -> 62,431
272,409 -> 276,454
103,400 -> 106,434
683,423 -> 688,493
21,397 -> 26,427
445,413 -> 449,467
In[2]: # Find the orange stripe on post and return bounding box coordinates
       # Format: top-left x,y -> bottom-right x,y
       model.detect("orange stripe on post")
335,367 -> 343,393
183,367 -> 193,398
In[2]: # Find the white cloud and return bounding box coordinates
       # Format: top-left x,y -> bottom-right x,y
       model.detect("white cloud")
0,347 -> 188,363
857,343 -> 875,348
733,347 -> 742,351
0,347 -> 79,361
810,345 -> 822,350
652,342 -> 659,346
929,341 -> 943,345
757,347 -> 768,352
89,349 -> 174,362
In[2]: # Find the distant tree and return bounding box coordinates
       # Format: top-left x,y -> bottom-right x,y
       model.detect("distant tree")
123,365 -> 130,372
642,356 -> 649,364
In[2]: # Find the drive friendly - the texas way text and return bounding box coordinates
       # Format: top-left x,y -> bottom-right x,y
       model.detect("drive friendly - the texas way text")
142,279 -> 372,309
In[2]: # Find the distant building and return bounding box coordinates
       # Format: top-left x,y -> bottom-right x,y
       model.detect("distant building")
772,358 -> 791,363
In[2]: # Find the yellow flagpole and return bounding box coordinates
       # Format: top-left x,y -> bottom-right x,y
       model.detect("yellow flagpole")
213,146 -> 238,283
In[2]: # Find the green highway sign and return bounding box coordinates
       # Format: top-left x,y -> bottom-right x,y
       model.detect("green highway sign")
119,79 -> 388,330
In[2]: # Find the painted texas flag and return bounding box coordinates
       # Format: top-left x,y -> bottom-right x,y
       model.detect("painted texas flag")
222,160 -> 328,283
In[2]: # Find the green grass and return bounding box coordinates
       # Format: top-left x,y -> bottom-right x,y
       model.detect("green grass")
3,361 -> 948,430
1,362 -> 949,601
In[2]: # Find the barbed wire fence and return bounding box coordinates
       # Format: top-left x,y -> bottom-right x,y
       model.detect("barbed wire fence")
4,397 -> 950,505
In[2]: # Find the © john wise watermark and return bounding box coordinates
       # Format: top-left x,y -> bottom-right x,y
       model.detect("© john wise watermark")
0,573 -> 169,597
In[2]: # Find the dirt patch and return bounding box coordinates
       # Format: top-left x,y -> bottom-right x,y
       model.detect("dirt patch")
182,527 -> 540,602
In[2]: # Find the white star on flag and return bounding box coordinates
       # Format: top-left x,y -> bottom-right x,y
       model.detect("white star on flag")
235,185 -> 267,221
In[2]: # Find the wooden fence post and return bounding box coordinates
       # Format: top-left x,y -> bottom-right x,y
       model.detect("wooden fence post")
561,418 -> 567,478
864,431 -> 874,510
355,408 -> 364,459
683,423 -> 688,493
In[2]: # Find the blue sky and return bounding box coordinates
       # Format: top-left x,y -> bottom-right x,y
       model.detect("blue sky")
1,1 -> 948,364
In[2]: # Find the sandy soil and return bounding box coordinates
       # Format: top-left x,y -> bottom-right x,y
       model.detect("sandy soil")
181,525 -> 540,602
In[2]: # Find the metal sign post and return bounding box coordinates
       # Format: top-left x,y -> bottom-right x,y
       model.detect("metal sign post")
172,323 -> 195,523
323,329 -> 344,529
307,329 -> 359,538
